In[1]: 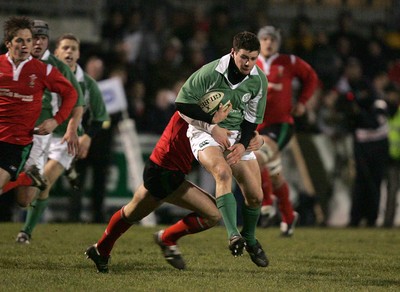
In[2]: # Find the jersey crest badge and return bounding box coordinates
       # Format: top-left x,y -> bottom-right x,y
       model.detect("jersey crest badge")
28,74 -> 37,88
242,93 -> 251,103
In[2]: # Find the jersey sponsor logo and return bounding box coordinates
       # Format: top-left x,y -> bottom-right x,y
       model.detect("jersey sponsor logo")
199,140 -> 209,148
242,93 -> 251,103
0,88 -> 34,101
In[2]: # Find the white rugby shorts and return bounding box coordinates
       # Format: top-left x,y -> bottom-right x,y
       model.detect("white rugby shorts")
187,124 -> 256,161
48,137 -> 75,169
25,134 -> 52,174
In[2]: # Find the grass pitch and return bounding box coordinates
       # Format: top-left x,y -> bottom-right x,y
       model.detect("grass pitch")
0,223 -> 399,291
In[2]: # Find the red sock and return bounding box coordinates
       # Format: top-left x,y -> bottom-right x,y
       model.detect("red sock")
2,172 -> 32,193
261,167 -> 273,207
162,213 -> 210,246
97,207 -> 132,256
274,182 -> 295,224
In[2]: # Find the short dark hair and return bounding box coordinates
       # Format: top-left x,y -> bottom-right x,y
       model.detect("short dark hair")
55,33 -> 80,49
232,31 -> 260,53
3,16 -> 33,43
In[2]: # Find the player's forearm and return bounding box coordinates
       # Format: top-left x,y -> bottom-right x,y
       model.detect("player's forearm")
238,120 -> 258,149
176,102 -> 213,124
67,106 -> 84,133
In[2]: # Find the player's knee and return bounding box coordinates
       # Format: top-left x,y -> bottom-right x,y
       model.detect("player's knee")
266,157 -> 282,176
205,211 -> 221,227
16,198 -> 30,208
257,143 -> 275,165
245,192 -> 263,207
212,165 -> 232,183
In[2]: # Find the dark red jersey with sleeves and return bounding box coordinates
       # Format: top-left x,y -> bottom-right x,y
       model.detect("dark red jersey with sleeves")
0,54 -> 77,145
256,53 -> 318,129
150,111 -> 194,174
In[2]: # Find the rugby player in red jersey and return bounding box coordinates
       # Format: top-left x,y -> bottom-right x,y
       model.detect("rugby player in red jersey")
0,16 -> 77,192
255,26 -> 319,236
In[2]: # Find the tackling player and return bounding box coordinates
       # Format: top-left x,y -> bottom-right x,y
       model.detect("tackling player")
85,106 -> 263,272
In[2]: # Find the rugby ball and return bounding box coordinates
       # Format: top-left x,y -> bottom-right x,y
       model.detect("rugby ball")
198,91 -> 225,114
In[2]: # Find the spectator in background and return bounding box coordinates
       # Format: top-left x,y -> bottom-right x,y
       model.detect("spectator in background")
329,10 -> 366,63
361,39 -> 389,80
126,80 -> 147,132
69,59 -> 122,223
310,30 -> 342,91
100,9 -> 126,53
85,56 -> 105,81
285,14 -> 314,61
382,84 -> 400,227
209,5 -> 236,57
144,89 -> 176,135
148,37 -> 185,98
332,58 -> 389,227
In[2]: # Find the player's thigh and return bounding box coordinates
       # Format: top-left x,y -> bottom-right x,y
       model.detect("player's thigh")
48,137 -> 75,170
43,159 -> 65,186
198,146 -> 231,179
15,186 -> 38,207
232,160 -> 262,205
0,168 -> 11,189
165,180 -> 219,219
124,184 -> 161,222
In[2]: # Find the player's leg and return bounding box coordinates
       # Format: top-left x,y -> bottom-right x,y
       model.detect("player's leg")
86,184 -> 160,273
0,168 -> 11,190
197,146 -> 241,242
255,136 -> 279,225
232,158 -> 268,267
163,180 -> 221,243
18,136 -> 72,242
19,159 -> 64,238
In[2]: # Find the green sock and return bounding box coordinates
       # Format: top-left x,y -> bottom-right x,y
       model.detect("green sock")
216,193 -> 240,239
241,204 -> 261,246
22,198 -> 49,236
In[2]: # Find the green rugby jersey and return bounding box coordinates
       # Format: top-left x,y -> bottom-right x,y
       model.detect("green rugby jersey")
176,54 -> 267,131
35,50 -> 85,137
74,65 -> 109,136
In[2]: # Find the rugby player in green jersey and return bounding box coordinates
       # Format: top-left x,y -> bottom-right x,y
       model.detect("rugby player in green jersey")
176,31 -> 269,267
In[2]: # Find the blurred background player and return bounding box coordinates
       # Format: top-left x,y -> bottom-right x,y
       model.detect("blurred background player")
255,26 -> 319,236
176,31 -> 268,267
15,20 -> 85,244
53,33 -> 110,223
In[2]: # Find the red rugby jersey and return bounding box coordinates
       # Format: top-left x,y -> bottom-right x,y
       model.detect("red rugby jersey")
256,53 -> 319,129
150,111 -> 194,174
0,54 -> 77,145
